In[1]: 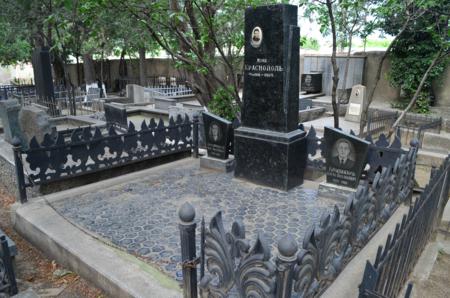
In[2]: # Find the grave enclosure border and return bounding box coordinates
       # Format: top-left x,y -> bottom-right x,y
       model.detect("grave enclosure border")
359,154 -> 450,298
13,114 -> 196,203
178,140 -> 418,298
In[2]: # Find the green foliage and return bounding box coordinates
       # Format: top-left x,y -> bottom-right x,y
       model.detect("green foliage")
364,39 -> 391,48
390,92 -> 431,114
383,0 -> 449,111
208,86 -> 240,121
300,36 -> 320,50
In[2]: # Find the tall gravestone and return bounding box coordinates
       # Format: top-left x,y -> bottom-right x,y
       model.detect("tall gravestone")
32,47 -> 55,99
234,4 -> 307,190
32,47 -> 58,115
345,85 -> 367,123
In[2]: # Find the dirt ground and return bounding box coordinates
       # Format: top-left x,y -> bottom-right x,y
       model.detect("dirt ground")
0,187 -> 105,297
413,251 -> 450,298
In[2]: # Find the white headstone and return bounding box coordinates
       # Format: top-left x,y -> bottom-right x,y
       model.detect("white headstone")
126,84 -> 145,104
345,84 -> 367,123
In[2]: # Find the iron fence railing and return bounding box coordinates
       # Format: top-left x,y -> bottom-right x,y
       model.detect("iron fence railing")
144,86 -> 194,98
397,113 -> 442,148
178,141 -> 418,298
366,109 -> 398,138
0,235 -> 18,295
359,154 -> 450,298
13,115 -> 196,203
117,76 -> 189,89
0,84 -> 36,100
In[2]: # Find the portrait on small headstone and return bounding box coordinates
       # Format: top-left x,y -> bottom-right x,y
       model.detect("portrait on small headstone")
203,112 -> 232,160
325,127 -> 370,188
208,122 -> 222,143
304,75 -> 312,87
331,138 -> 355,169
251,27 -> 263,48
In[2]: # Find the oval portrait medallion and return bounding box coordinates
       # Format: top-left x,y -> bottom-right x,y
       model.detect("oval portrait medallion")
250,26 -> 263,48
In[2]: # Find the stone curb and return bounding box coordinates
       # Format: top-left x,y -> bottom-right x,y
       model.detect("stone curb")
10,160 -> 191,298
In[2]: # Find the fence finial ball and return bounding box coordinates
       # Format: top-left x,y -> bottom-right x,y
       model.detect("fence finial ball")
179,202 -> 196,223
410,139 -> 419,147
11,137 -> 21,147
277,234 -> 298,258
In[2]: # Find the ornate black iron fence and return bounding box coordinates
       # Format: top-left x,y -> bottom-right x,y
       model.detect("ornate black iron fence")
0,235 -> 18,295
13,115 -> 195,203
178,144 -> 418,298
359,154 -> 450,298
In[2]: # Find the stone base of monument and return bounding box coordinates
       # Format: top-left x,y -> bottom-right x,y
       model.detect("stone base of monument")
317,181 -> 357,202
234,126 -> 307,191
200,155 -> 235,173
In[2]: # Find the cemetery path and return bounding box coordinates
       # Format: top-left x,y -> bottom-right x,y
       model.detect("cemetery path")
0,187 -> 104,298
50,158 -> 343,281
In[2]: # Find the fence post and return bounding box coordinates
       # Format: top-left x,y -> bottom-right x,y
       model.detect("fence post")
193,115 -> 199,158
275,234 -> 298,298
1,236 -> 18,295
178,202 -> 198,298
12,137 -> 27,203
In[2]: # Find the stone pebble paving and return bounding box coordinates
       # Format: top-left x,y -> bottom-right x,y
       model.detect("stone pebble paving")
51,159 -> 343,281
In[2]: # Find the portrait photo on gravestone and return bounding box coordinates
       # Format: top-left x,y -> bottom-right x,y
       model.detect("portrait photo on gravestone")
325,127 -> 370,188
202,112 -> 232,160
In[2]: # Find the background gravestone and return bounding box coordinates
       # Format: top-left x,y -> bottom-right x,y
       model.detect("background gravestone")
324,126 -> 370,188
0,99 -> 24,144
126,84 -> 145,104
299,98 -> 313,110
19,106 -> 55,146
345,84 -> 367,123
234,4 -> 307,190
301,73 -> 322,93
202,112 -> 232,159
104,103 -> 128,128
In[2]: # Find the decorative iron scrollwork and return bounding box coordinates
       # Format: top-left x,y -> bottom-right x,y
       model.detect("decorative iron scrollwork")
22,115 -> 192,185
200,212 -> 276,298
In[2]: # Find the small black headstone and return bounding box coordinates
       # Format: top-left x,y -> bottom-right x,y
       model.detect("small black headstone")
301,73 -> 322,93
104,104 -> 128,128
203,112 -> 232,159
324,126 -> 370,188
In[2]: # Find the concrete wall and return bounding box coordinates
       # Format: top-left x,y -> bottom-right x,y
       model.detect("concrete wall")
65,52 -> 450,106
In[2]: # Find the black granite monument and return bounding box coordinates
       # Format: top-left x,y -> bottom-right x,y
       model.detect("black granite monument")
203,112 -> 232,160
234,4 -> 307,190
324,127 -> 370,188
32,47 -> 55,99
301,73 -> 322,93
104,103 -> 128,128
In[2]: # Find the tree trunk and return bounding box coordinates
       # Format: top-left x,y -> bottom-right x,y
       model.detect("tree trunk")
326,0 -> 340,128
139,47 -> 146,86
339,33 -> 353,103
82,53 -> 96,85
76,55 -> 81,86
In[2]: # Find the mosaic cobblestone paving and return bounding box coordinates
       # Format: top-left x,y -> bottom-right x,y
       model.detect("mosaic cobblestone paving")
51,159 -> 343,280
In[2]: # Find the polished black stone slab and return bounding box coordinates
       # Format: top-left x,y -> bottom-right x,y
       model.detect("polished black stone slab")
301,73 -> 322,93
234,126 -> 307,190
242,4 -> 299,132
202,112 -> 232,159
104,103 -> 128,128
324,126 -> 370,188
